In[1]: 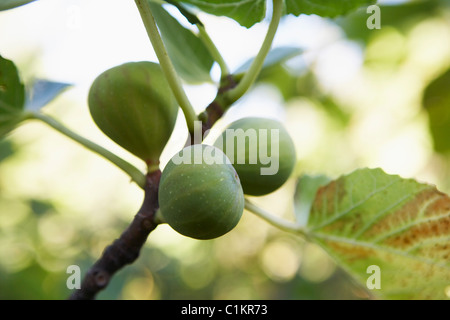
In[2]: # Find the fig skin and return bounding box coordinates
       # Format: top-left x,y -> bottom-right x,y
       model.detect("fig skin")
88,61 -> 178,163
214,117 -> 296,196
158,144 -> 245,240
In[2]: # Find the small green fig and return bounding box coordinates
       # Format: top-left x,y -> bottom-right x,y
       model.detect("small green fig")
158,144 -> 244,240
88,61 -> 178,164
214,117 -> 296,196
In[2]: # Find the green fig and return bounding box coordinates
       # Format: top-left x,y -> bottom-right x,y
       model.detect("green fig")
158,144 -> 244,240
88,61 -> 178,164
214,117 -> 296,196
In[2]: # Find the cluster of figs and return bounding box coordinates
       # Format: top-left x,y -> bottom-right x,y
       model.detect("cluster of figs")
88,61 -> 296,240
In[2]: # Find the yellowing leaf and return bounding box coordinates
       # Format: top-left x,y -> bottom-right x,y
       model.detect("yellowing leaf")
307,168 -> 450,300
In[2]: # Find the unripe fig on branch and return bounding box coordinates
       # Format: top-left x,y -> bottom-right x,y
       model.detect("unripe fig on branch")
88,61 -> 178,164
215,117 -> 296,196
158,144 -> 245,240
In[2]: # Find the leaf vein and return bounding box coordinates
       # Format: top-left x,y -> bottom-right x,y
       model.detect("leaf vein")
371,195 -> 447,243
312,232 -> 450,270
311,178 -> 400,231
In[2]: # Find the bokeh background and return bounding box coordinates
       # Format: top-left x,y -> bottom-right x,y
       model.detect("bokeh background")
0,0 -> 449,299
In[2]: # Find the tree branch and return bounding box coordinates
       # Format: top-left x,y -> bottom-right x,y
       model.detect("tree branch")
244,199 -> 306,236
68,0 -> 283,299
224,0 -> 283,105
68,170 -> 161,300
195,74 -> 239,143
26,111 -> 147,189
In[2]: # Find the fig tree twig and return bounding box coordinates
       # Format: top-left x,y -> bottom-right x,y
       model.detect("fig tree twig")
244,199 -> 306,236
195,0 -> 284,140
26,111 -> 146,189
68,170 -> 161,300
197,23 -> 230,77
224,0 -> 283,105
194,74 -> 239,144
68,0 -> 284,300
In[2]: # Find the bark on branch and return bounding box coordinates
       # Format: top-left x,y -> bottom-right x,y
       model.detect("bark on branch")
190,75 -> 238,145
69,170 -> 161,300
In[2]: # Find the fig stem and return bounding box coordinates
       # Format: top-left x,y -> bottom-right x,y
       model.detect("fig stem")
153,208 -> 165,224
244,198 -> 306,236
135,0 -> 198,134
26,111 -> 147,189
224,0 -> 283,105
197,23 -> 230,77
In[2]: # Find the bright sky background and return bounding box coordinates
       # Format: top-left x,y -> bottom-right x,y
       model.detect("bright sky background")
0,0 -> 361,104
0,0 -> 448,187
0,0 -> 352,165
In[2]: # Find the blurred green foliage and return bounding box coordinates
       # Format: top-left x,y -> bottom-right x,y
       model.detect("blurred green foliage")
1,0 -> 450,299
423,69 -> 450,153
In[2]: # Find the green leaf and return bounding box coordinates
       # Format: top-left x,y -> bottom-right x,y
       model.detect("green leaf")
177,0 -> 376,28
179,0 -> 266,28
286,0 -> 377,18
149,2 -> 215,84
0,0 -> 37,11
0,55 -> 25,138
233,46 -> 303,101
165,0 -> 203,25
338,2 -> 440,43
422,68 -> 450,154
257,64 -> 299,100
0,116 -> 23,139
294,174 -> 331,227
0,55 -> 25,114
307,168 -> 450,300
0,139 -> 14,163
234,46 -> 303,74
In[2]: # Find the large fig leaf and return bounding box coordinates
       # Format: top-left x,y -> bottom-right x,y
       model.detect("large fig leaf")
286,0 -> 377,19
178,0 -> 376,28
299,168 -> 450,300
179,0 -> 266,28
